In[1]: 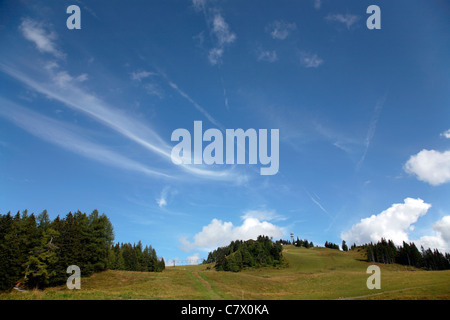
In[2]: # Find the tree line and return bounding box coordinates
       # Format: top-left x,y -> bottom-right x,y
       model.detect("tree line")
294,237 -> 314,248
204,236 -> 284,272
277,236 -> 449,271
324,241 -> 340,250
361,238 -> 450,270
0,210 -> 164,291
108,242 -> 165,272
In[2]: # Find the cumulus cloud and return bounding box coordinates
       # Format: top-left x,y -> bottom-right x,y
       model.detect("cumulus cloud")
415,216 -> 450,253
341,198 -> 432,246
440,129 -> 450,139
180,216 -> 284,252
266,20 -> 297,40
404,149 -> 450,186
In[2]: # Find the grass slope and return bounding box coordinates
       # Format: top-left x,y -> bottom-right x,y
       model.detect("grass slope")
1,246 -> 449,300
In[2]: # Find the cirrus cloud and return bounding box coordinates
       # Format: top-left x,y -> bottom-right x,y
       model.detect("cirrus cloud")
19,18 -> 65,59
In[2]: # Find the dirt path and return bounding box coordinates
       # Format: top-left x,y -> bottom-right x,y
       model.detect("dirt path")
192,271 -> 223,300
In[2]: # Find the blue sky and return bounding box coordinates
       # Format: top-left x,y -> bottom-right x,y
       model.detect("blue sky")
1,0 -> 449,265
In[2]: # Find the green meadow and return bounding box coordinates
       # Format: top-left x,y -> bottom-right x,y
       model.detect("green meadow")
1,246 -> 449,300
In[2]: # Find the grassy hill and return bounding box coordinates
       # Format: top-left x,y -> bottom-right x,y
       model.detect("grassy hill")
1,245 -> 449,300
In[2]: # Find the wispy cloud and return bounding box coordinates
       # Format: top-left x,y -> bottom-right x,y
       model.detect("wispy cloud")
0,98 -> 171,179
130,70 -> 164,98
326,13 -> 360,30
356,96 -> 386,170
130,70 -> 157,81
299,51 -> 324,68
241,208 -> 286,222
5,17 -> 242,182
0,62 -> 238,181
192,0 -> 207,12
167,80 -> 222,128
19,18 -> 65,59
208,13 -> 236,65
156,186 -> 178,208
191,3 -> 233,111
257,49 -> 278,63
304,188 -> 332,218
0,63 -> 171,159
266,20 -> 297,40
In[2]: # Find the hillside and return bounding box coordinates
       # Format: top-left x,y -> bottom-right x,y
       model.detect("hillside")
1,245 -> 449,300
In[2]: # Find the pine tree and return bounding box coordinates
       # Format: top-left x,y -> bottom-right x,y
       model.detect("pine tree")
342,240 -> 348,252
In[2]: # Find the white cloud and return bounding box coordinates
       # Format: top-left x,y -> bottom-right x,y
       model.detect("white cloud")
186,253 -> 202,265
144,83 -> 164,98
357,96 -> 385,170
404,149 -> 450,186
241,208 -> 285,221
341,198 -> 432,246
192,0 -> 207,12
0,63 -> 236,181
304,189 -> 332,217
130,70 -> 163,98
434,216 -> 450,243
207,13 -> 236,65
440,129 -> 450,139
299,51 -> 324,68
19,18 -> 65,59
257,49 -> 278,63
414,216 -> 450,253
266,20 -> 297,40
53,71 -> 88,87
208,47 -> 224,65
180,217 -> 284,252
157,197 -> 167,208
156,186 -> 177,208
212,14 -> 236,46
167,80 -> 222,128
130,70 -> 157,81
0,97 -> 171,179
326,13 -> 360,29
